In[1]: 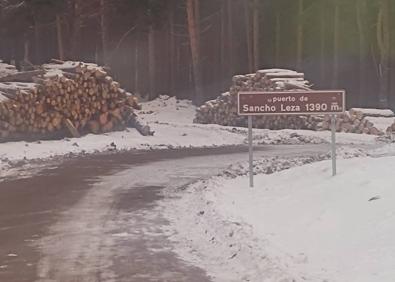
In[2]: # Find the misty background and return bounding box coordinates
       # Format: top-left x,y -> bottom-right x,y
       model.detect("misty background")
0,0 -> 394,109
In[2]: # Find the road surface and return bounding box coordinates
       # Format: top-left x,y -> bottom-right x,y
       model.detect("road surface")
0,145 -> 329,282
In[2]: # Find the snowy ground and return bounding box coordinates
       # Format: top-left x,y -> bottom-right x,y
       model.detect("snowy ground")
0,95 -> 389,180
2,94 -> 394,280
162,153 -> 395,282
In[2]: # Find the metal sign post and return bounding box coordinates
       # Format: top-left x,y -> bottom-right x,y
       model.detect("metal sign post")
331,114 -> 337,176
248,116 -> 254,187
238,90 -> 346,186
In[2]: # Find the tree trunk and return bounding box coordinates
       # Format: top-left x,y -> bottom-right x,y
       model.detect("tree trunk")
275,13 -> 281,66
377,0 -> 390,108
356,0 -> 367,106
169,1 -> 176,95
332,0 -> 339,88
34,19 -> 40,63
193,0 -> 200,56
186,0 -> 203,104
244,1 -> 254,73
56,14 -> 65,60
252,0 -> 260,71
320,0 -> 326,85
220,2 -> 226,89
71,0 -> 82,59
23,34 -> 30,65
100,0 -> 109,66
134,38 -> 139,94
297,0 -> 304,70
148,25 -> 155,100
227,0 -> 234,77
389,0 -> 395,106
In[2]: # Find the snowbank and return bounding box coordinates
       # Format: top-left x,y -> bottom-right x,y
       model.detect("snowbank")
164,156 -> 395,282
138,95 -> 196,124
365,116 -> 395,132
0,60 -> 18,78
0,95 -> 386,180
0,123 -> 246,177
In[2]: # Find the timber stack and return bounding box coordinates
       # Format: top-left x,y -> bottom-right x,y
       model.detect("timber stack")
195,69 -> 313,129
195,69 -> 392,135
0,60 -> 144,142
385,119 -> 395,138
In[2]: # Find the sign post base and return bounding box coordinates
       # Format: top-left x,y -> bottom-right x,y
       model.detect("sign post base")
331,114 -> 337,176
248,115 -> 254,188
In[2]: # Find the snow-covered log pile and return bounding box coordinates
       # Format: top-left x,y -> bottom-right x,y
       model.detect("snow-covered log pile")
195,69 -> 391,135
386,121 -> 395,136
0,60 -> 18,78
319,109 -> 394,135
195,69 -> 313,129
0,60 -> 143,141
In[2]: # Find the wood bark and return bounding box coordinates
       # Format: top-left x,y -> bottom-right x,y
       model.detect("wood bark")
252,0 -> 260,71
65,118 -> 80,138
320,0 -> 326,84
186,0 -> 203,104
297,0 -> 304,70
356,0 -> 367,104
56,14 -> 65,60
275,13 -> 281,66
168,1 -> 176,94
100,0 -> 109,66
71,0 -> 82,59
193,0 -> 200,56
226,0 -> 234,77
377,0 -> 390,108
220,3 -> 226,88
34,19 -> 40,63
244,1 -> 254,73
0,61 -> 142,141
23,34 -> 30,65
332,0 -> 340,88
148,25 -> 155,100
128,112 -> 154,136
134,38 -> 139,94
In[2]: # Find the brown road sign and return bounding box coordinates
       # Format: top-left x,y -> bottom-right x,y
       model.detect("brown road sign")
238,90 -> 346,116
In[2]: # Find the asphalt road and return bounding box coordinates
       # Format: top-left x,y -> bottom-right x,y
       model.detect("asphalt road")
0,145 -> 329,282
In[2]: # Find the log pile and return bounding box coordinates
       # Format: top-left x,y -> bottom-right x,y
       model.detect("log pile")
0,60 -> 18,78
195,69 -> 312,129
386,122 -> 395,138
318,110 -> 392,135
0,60 -> 143,141
195,69 -> 392,135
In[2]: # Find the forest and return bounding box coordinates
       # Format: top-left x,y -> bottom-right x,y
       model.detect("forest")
0,0 -> 395,109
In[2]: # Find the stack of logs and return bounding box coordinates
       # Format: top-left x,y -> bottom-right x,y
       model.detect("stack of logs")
195,69 -> 314,129
387,122 -> 395,137
320,109 -> 394,135
0,60 -> 18,78
0,60 -> 143,141
195,69 -> 392,135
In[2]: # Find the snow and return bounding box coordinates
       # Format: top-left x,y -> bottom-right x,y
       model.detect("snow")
42,61 -> 80,71
365,116 -> 395,132
138,95 -> 196,124
0,82 -> 37,91
0,95 -> 387,181
350,108 -> 395,117
43,61 -> 103,71
0,61 -> 17,78
371,142 -> 395,156
257,69 -> 302,75
0,124 -> 245,178
164,156 -> 395,282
